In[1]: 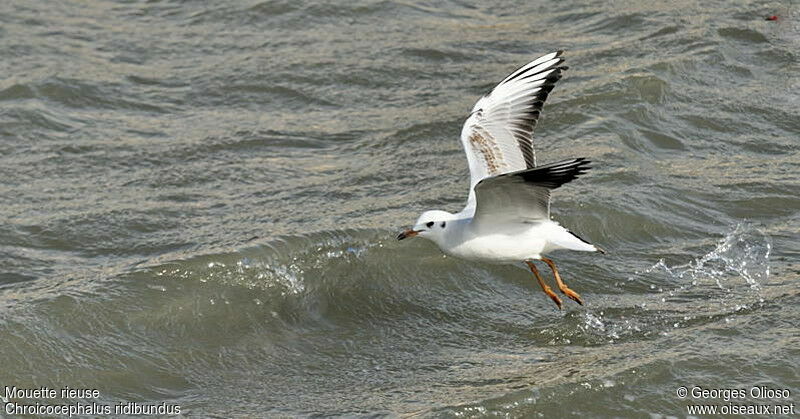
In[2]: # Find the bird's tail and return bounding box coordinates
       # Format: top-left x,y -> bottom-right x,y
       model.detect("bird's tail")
550,225 -> 605,253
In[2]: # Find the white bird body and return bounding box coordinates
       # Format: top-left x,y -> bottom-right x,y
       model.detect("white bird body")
412,215 -> 596,264
397,51 -> 604,308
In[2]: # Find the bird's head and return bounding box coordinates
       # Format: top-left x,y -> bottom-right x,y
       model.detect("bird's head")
396,210 -> 455,245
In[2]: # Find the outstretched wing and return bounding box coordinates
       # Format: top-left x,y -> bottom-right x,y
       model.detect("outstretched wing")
459,51 -> 567,214
471,158 -> 591,228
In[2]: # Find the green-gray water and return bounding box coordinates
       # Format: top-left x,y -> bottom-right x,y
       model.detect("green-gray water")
1,0 -> 798,417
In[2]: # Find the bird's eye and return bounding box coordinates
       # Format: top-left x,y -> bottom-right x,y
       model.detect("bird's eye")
426,221 -> 434,228
440,222 -> 446,228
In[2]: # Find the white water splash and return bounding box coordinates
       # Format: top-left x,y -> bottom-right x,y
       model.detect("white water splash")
639,223 -> 771,290
151,233 -> 386,299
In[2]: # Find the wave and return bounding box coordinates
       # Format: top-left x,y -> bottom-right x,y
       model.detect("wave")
0,220 -> 789,416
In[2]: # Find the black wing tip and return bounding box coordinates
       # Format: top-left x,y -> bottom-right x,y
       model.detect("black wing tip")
507,157 -> 594,189
474,157 -> 597,192
489,53 -> 568,100
502,52 -> 568,86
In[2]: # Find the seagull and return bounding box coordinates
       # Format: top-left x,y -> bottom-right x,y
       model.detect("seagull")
397,51 -> 604,309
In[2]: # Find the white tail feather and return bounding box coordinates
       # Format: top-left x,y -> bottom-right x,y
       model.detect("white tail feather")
547,224 -> 601,253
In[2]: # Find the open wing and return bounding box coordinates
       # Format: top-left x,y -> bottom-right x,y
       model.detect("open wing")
459,51 -> 567,214
471,158 -> 591,228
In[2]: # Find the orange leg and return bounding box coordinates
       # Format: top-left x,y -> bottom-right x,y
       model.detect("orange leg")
541,257 -> 584,305
525,261 -> 562,310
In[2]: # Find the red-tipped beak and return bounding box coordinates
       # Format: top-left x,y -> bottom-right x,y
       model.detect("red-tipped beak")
396,229 -> 419,240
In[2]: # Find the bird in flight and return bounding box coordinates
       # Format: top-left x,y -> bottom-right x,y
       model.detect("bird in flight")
397,51 -> 604,309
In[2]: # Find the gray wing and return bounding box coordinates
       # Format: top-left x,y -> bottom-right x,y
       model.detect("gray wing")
471,158 -> 591,228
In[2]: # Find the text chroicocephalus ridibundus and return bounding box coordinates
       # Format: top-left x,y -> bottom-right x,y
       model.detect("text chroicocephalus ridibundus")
397,51 -> 604,309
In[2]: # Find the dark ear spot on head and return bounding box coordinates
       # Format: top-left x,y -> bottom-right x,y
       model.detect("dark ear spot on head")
440,222 -> 446,228
426,221 -> 434,228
